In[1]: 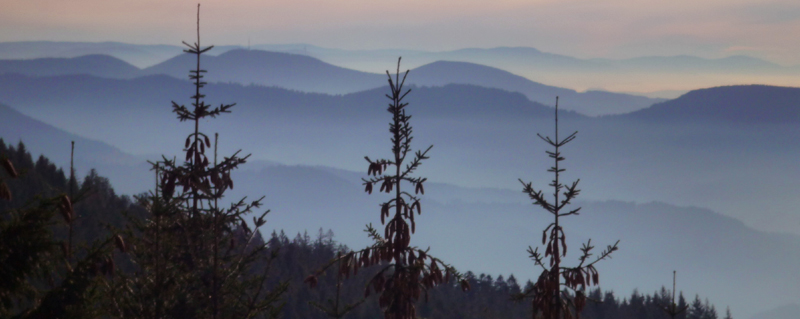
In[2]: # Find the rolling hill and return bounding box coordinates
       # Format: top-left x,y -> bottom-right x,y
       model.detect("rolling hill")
0,41 -> 185,68
0,54 -> 140,78
411,60 -> 664,115
140,49 -> 386,94
624,85 -> 800,124
144,49 -> 665,115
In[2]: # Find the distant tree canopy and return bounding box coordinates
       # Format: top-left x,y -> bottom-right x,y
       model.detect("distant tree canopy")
266,229 -> 724,319
0,138 -> 145,242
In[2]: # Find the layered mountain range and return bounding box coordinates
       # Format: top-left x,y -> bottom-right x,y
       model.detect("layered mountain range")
0,50 -> 664,116
1,44 -> 799,318
1,71 -> 798,235
4,41 -> 799,96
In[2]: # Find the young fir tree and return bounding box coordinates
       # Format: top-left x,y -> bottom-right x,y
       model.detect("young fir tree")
686,295 -> 722,319
307,58 -> 467,319
659,271 -> 689,319
515,98 -> 619,319
108,5 -> 286,319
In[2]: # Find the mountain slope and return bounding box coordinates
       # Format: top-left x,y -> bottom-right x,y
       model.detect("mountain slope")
0,54 -> 139,78
623,85 -> 800,123
0,48 -> 664,115
410,60 -> 664,115
274,45 -> 800,95
141,49 -> 386,94
0,41 -> 185,68
142,49 -> 663,115
0,102 -> 150,196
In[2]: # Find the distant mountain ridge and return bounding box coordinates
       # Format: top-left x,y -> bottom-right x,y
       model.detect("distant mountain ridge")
0,54 -> 139,78
253,44 -> 800,96
411,60 -> 664,115
4,41 -> 799,97
4,41 -> 791,72
0,41 -> 185,68
0,50 -> 664,116
624,85 -> 800,123
140,49 -> 385,94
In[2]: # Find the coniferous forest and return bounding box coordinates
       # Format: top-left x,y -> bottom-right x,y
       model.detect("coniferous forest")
0,5 -> 767,319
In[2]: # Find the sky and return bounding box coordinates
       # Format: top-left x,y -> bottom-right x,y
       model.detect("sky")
4,0 -> 800,65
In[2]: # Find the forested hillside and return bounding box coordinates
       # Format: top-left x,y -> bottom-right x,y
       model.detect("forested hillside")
0,138 -> 145,244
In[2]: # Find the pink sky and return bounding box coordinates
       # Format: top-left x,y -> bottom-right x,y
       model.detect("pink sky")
4,0 -> 800,65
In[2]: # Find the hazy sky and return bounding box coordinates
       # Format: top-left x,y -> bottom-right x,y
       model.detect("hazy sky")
4,0 -> 800,65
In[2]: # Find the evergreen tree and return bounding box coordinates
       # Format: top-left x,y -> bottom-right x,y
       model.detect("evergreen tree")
658,271 -> 688,319
627,290 -> 647,319
307,58 -> 465,319
108,5 -> 286,319
687,295 -> 704,319
515,98 -> 619,319
701,299 -> 717,319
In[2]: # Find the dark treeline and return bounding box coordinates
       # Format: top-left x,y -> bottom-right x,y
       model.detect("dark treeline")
1,138 -> 730,319
265,228 -> 727,319
0,138 -> 146,245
